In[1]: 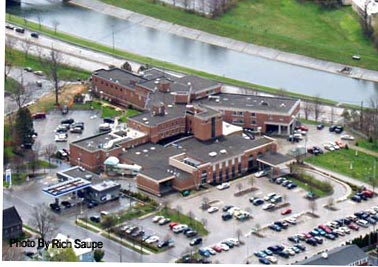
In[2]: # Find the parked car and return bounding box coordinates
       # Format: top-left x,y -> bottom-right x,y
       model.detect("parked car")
172,224 -> 188,233
169,222 -> 179,229
259,257 -> 271,265
61,105 -> 69,115
348,223 -> 360,231
287,183 -> 298,189
24,66 -> 33,72
317,124 -> 324,130
145,235 -> 160,244
217,182 -> 230,190
158,218 -> 171,225
207,207 -> 219,213
61,201 -> 72,208
263,203 -> 276,210
255,169 -> 269,177
356,219 -> 369,228
334,125 -> 344,134
50,203 -> 61,212
252,198 -> 264,206
157,239 -> 174,248
185,230 -> 198,237
281,208 -> 292,215
61,118 -> 74,125
340,134 -> 355,140
351,195 -> 362,202
34,70 -> 44,76
89,216 -> 101,223
264,193 -> 277,201
70,127 -> 83,134
153,215 -> 165,223
32,112 -> 46,119
55,133 -> 68,142
222,205 -> 234,212
199,248 -> 211,257
190,237 -> 203,246
269,224 -> 281,232
222,213 -> 233,221
329,125 -> 337,132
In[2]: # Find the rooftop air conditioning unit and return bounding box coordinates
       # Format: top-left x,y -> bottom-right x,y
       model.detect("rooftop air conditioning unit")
209,152 -> 217,157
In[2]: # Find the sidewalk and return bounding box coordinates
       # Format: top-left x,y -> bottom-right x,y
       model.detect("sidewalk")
306,163 -> 376,194
350,145 -> 378,158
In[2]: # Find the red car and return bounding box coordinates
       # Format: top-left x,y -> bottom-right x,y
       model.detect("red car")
348,223 -> 360,231
281,208 -> 292,215
303,233 -> 312,239
318,224 -> 332,233
32,112 -> 46,119
362,190 -> 374,198
169,222 -> 178,230
295,125 -> 308,131
212,244 -> 223,253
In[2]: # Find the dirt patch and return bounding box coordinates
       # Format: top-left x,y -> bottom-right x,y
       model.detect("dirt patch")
29,83 -> 89,113
233,187 -> 259,197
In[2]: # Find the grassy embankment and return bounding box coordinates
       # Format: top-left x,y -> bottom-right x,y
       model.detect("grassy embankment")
99,0 -> 378,71
6,13 -> 346,107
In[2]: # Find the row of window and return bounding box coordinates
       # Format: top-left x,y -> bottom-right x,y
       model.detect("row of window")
232,111 -> 256,117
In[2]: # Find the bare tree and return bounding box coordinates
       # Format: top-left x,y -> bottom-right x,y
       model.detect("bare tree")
52,19 -> 60,35
37,13 -> 43,30
175,204 -> 182,219
5,37 -> 17,80
21,37 -> 32,59
201,218 -> 207,229
313,95 -> 323,122
201,196 -> 210,209
303,101 -> 314,120
248,176 -> 254,188
2,244 -> 24,261
236,229 -> 242,242
327,197 -> 335,208
29,204 -> 59,241
309,200 -> 317,215
8,74 -> 32,109
39,46 -> 63,105
237,182 -> 243,192
28,141 -> 41,177
187,210 -> 194,228
44,143 -> 57,167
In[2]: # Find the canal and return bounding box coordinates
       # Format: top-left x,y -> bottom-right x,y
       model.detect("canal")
7,0 -> 378,105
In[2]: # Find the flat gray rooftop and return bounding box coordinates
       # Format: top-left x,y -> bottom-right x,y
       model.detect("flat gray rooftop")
72,133 -> 120,152
120,135 -> 274,181
58,166 -> 101,181
128,104 -> 187,126
199,93 -> 299,114
93,68 -> 146,89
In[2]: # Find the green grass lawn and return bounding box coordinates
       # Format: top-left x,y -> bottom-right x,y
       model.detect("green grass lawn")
356,139 -> 378,153
305,149 -> 378,184
5,77 -> 21,93
6,48 -> 90,81
99,0 -> 378,71
287,175 -> 329,197
159,207 -> 209,236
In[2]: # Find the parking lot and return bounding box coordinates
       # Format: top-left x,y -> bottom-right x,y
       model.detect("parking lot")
33,109 -> 104,151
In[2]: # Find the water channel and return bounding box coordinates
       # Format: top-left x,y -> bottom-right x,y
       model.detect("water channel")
7,0 -> 378,105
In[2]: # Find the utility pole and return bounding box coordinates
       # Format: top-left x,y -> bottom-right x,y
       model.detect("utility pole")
128,183 -> 132,208
360,101 -> 364,130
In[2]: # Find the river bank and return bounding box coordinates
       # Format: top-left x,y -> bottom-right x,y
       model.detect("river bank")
70,0 -> 378,83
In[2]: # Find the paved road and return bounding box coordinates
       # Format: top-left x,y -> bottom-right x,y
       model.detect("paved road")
70,0 -> 378,83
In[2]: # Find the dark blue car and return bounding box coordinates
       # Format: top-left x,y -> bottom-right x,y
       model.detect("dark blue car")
259,257 -> 271,265
198,248 -> 210,258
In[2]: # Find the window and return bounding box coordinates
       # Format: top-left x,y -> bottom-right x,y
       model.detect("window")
251,120 -> 256,125
232,119 -> 244,124
251,112 -> 256,117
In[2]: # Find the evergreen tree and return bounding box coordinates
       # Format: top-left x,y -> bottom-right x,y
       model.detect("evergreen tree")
14,107 -> 34,147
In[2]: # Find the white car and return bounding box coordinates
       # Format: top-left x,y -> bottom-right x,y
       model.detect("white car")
218,243 -> 229,251
329,142 -> 340,150
341,134 -> 355,141
264,193 -> 277,201
262,203 -> 275,210
265,256 -> 278,263
285,217 -> 297,225
207,207 -> 219,213
356,219 -> 369,228
228,207 -> 240,215
145,235 -> 159,244
206,247 -> 216,255
152,215 -> 164,223
172,224 -> 188,233
55,133 -> 68,142
226,238 -> 240,246
340,226 -> 351,234
284,248 -> 295,256
217,182 -> 230,190
255,170 -> 268,178
323,143 -> 335,151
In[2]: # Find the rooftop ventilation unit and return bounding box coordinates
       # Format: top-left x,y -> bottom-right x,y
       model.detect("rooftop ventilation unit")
220,149 -> 227,154
209,152 -> 217,157
143,149 -> 149,153
167,104 -> 173,108
135,151 -> 141,155
150,147 -> 156,150
280,103 -> 286,107
142,118 -> 148,121
145,121 -> 149,125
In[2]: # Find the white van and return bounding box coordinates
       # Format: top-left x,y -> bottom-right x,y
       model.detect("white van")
100,211 -> 109,217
